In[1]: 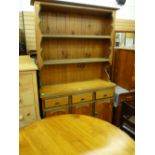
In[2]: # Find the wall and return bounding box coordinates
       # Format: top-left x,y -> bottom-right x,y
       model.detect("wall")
116,0 -> 135,20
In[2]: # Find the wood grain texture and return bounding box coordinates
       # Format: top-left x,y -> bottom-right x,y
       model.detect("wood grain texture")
45,107 -> 69,117
21,12 -> 135,52
19,56 -> 40,127
38,1 -> 117,16
41,34 -> 111,39
96,89 -> 114,99
40,11 -> 113,35
40,79 -> 116,98
112,48 -> 135,90
72,92 -> 93,104
19,56 -> 38,71
34,1 -> 116,84
115,19 -> 135,32
42,39 -> 110,60
19,12 -> 36,52
33,1 -> 117,121
95,99 -> 113,122
39,63 -> 110,86
20,114 -> 135,155
43,58 -> 110,65
45,96 -> 68,108
34,3 -> 43,69
72,103 -> 93,116
19,72 -> 35,107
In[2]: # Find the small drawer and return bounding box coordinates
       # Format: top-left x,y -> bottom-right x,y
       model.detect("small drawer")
45,97 -> 68,108
96,89 -> 114,99
19,106 -> 36,123
19,73 -> 33,90
72,93 -> 93,104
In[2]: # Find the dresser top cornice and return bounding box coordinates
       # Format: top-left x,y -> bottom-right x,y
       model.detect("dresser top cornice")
31,0 -> 119,11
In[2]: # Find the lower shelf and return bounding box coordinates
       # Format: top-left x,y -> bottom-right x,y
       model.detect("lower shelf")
40,79 -> 116,98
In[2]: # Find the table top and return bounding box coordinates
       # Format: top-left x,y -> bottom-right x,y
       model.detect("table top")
19,115 -> 135,155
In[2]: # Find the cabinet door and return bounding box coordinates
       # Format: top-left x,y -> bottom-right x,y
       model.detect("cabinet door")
45,107 -> 69,117
95,100 -> 112,122
72,103 -> 93,116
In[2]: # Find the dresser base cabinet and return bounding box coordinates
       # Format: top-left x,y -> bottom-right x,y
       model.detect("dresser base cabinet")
95,99 -> 113,122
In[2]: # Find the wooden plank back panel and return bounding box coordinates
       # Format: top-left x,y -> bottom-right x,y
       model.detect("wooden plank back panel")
40,63 -> 109,85
40,12 -> 113,35
42,39 -> 110,60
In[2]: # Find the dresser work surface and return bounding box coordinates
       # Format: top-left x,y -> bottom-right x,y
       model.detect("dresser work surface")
19,56 -> 40,127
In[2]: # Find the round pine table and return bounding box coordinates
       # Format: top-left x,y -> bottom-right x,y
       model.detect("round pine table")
19,114 -> 135,155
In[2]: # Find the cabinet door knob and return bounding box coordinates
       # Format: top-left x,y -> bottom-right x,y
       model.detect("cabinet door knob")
19,115 -> 24,121
81,98 -> 85,101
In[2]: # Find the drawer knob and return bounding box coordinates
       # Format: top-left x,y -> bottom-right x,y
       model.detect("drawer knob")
27,113 -> 31,116
81,98 -> 85,101
55,102 -> 60,105
19,115 -> 24,121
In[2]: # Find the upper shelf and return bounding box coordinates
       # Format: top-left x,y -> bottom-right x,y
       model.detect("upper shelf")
41,34 -> 111,39
43,58 -> 110,65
